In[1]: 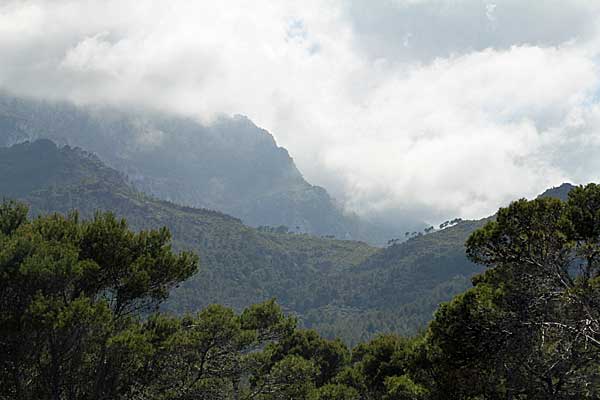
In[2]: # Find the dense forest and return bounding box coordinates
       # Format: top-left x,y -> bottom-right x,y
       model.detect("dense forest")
2,182 -> 600,399
0,140 -> 482,344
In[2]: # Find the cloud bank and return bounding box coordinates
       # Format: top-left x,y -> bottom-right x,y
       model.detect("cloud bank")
1,0 -> 600,224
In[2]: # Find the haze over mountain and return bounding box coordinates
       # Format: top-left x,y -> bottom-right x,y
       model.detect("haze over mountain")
0,138 -> 485,344
0,93 -> 416,245
2,1 -> 600,225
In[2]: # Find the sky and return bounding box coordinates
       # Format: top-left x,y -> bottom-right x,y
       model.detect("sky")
2,0 -> 600,224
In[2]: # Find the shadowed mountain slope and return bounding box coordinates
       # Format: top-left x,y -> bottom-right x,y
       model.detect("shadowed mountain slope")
0,93 -> 414,244
538,182 -> 576,201
0,139 -> 488,344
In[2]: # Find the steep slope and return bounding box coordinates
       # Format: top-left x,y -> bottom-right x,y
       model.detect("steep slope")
0,139 -> 483,344
304,218 -> 488,343
0,93 -> 409,244
3,140 -> 373,305
311,182 -> 583,341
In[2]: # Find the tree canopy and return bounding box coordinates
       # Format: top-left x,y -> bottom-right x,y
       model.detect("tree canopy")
425,185 -> 600,399
2,184 -> 600,399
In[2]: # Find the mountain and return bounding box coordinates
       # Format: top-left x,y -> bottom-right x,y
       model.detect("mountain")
538,182 -> 576,201
0,139 -> 483,344
0,93 -> 415,244
308,183 -> 585,341
2,140 -> 374,325
307,217 -> 488,342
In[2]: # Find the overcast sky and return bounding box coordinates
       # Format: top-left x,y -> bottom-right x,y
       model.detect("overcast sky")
2,0 -> 600,224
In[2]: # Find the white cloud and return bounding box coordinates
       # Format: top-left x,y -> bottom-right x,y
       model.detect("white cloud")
485,4 -> 497,23
1,0 -> 600,224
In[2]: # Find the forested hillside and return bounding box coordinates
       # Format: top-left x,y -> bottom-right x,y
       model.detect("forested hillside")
307,218 -> 487,341
0,139 -> 482,343
2,184 -> 599,399
0,93 -> 411,244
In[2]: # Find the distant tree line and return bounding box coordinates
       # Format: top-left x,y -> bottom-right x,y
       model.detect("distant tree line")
390,218 -> 464,246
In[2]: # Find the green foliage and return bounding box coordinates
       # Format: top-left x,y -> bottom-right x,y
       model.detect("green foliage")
0,201 -> 198,399
255,355 -> 318,400
349,334 -> 421,398
265,329 -> 350,386
309,383 -> 360,400
384,375 -> 429,400
307,218 -> 486,344
129,301 -> 303,399
0,202 -> 345,400
0,140 -> 483,343
426,187 -> 600,399
3,166 -> 600,398
0,200 -> 28,235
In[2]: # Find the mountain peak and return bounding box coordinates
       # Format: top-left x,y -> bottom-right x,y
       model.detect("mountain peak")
537,183 -> 576,201
0,93 -> 405,244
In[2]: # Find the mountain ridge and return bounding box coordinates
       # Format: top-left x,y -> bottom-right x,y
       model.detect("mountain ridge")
537,182 -> 576,201
0,138 -> 480,344
0,93 -> 414,244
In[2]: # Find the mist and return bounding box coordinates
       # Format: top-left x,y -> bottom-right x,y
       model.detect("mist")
2,0 -> 600,224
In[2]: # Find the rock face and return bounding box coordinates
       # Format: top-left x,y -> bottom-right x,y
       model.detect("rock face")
0,93 -> 406,244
